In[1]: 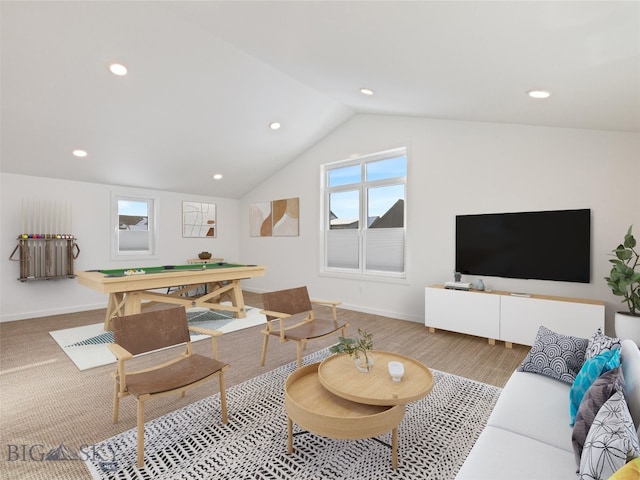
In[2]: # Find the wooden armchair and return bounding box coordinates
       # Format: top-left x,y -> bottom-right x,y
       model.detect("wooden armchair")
109,305 -> 229,468
260,286 -> 348,368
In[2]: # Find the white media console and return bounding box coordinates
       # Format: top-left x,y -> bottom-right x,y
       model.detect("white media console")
424,285 -> 604,347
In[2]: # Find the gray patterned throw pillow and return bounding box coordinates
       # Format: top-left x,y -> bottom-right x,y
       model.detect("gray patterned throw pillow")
579,391 -> 640,480
572,366 -> 626,466
517,325 -> 588,384
585,328 -> 621,361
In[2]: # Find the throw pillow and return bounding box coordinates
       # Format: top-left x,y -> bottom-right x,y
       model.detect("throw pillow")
608,459 -> 640,480
585,328 -> 621,361
570,348 -> 621,425
572,366 -> 625,466
517,325 -> 588,384
579,391 -> 640,480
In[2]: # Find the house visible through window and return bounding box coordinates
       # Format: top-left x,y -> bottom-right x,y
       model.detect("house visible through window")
322,147 -> 407,278
111,194 -> 157,259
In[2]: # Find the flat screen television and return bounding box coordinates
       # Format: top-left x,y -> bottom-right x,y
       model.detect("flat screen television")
455,209 -> 591,283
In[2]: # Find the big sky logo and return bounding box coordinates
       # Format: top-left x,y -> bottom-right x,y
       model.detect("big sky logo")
5,443 -> 118,472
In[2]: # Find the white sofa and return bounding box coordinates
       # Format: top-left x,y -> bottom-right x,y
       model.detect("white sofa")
455,339 -> 640,480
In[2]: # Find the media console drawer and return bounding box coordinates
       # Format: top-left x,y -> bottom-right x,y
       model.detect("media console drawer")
425,286 -> 604,347
500,294 -> 604,346
425,287 -> 500,342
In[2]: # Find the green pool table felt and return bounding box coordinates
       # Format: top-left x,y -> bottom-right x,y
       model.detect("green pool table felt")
98,263 -> 250,277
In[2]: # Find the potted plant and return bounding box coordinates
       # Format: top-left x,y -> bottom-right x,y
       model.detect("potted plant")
605,225 -> 640,344
329,328 -> 375,372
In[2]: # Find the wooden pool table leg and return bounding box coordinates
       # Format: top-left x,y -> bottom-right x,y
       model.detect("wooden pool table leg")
104,292 -> 125,331
229,280 -> 247,318
124,292 -> 143,315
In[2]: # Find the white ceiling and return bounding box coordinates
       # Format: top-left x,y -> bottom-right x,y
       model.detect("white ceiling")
2,1 -> 639,198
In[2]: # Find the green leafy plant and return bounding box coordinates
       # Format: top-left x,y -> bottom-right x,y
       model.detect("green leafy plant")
329,328 -> 374,364
605,225 -> 640,315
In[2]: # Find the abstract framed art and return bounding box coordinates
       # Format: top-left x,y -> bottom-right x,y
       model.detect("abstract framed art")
182,201 -> 216,237
249,197 -> 299,237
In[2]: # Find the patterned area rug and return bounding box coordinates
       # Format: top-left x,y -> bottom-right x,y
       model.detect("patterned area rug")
49,307 -> 266,371
85,349 -> 501,480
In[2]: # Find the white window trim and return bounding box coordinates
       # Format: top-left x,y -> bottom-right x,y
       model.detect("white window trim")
110,192 -> 159,261
319,147 -> 408,282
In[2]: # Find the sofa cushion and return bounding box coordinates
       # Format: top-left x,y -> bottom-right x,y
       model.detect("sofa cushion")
487,370 -> 574,452
572,366 -> 625,466
454,425 -> 577,480
570,348 -> 621,424
517,325 -> 588,384
579,391 -> 640,480
621,339 -> 640,430
585,328 -> 621,361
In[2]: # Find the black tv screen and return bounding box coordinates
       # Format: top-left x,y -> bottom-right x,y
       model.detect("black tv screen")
455,209 -> 591,283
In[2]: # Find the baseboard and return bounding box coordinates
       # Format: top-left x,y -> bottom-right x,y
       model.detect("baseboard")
339,303 -> 423,323
0,303 -> 107,323
244,287 -> 422,324
2,292 -> 423,324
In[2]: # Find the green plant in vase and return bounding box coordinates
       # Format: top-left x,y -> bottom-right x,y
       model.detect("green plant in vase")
605,225 -> 640,315
329,328 -> 374,372
605,225 -> 640,345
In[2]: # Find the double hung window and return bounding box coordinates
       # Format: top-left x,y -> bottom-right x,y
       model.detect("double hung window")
322,147 -> 407,279
111,194 -> 157,260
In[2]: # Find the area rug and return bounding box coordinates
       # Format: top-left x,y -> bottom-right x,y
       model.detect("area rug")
85,348 -> 501,480
50,306 -> 266,371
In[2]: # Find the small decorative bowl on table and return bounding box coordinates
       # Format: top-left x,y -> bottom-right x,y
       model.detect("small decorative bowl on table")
198,252 -> 212,260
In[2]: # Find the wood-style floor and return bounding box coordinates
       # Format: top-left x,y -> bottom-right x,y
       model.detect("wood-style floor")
0,291 -> 528,480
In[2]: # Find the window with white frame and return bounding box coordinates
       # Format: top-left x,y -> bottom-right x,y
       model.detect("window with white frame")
111,193 -> 157,260
321,147 -> 407,278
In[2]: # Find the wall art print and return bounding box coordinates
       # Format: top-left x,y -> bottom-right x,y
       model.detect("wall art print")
183,201 -> 216,238
249,197 -> 299,237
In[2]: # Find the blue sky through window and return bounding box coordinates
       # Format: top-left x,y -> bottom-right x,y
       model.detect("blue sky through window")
118,200 -> 148,217
329,155 -> 406,220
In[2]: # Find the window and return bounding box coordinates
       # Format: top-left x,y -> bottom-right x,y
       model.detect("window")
111,194 -> 157,260
322,147 -> 407,278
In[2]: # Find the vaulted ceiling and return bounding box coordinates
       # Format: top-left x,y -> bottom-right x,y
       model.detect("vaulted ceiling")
2,1 -> 638,198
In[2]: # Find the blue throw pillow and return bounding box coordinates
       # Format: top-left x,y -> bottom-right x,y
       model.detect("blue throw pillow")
569,348 -> 621,425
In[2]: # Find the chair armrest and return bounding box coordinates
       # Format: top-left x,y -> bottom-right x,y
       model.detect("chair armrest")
260,309 -> 292,319
310,298 -> 341,307
188,326 -> 223,337
108,343 -> 133,394
310,298 -> 341,321
108,343 -> 133,362
188,326 -> 223,359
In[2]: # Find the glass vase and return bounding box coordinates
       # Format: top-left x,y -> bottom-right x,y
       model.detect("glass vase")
354,352 -> 375,373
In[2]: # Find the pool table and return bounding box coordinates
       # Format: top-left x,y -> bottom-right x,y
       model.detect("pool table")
76,263 -> 265,330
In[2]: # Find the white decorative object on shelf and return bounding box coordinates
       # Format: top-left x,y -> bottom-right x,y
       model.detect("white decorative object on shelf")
444,281 -> 471,290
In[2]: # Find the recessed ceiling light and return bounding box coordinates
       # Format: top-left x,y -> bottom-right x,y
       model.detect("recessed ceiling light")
269,122 -> 281,130
213,173 -> 222,180
360,88 -> 374,96
72,149 -> 87,158
109,63 -> 128,76
527,90 -> 551,99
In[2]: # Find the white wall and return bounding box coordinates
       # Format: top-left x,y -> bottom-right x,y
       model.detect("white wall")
0,173 -> 241,321
2,115 -> 639,332
240,114 -> 640,333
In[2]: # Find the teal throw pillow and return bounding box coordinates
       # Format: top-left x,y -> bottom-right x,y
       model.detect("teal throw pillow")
569,348 -> 621,425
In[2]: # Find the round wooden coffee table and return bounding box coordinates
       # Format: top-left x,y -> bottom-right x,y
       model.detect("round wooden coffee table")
284,352 -> 433,468
318,351 -> 433,406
